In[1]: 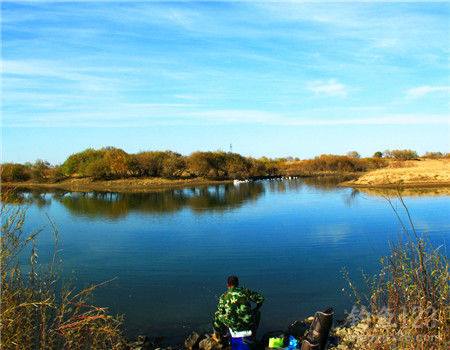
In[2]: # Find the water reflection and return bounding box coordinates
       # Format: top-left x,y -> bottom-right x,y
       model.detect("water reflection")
357,186 -> 450,197
3,183 -> 266,219
3,179 -> 450,220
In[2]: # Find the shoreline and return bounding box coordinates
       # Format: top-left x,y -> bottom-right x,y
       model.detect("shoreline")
3,176 -> 450,194
339,181 -> 450,189
1,177 -> 234,193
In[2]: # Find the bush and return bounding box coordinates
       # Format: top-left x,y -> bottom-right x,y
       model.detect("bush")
131,151 -> 186,178
47,166 -> 67,183
186,151 -> 269,179
383,149 -> 418,160
373,151 -> 383,158
30,159 -> 51,182
346,151 -> 361,159
61,148 -> 105,176
0,163 -> 31,182
422,151 -> 445,159
62,147 -> 131,180
85,158 -> 111,180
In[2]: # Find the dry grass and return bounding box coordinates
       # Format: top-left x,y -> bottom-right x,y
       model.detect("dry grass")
346,159 -> 450,187
0,193 -> 126,349
334,195 -> 449,350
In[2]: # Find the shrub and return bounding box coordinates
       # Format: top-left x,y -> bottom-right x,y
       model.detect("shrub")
62,147 -> 131,180
224,153 -> 252,179
346,151 -> 361,159
47,166 -> 67,183
373,151 -> 383,158
85,158 -> 112,180
30,159 -> 51,182
186,151 -> 269,179
131,151 -> 186,178
422,151 -> 445,159
160,152 -> 186,178
61,148 -> 105,176
383,149 -> 418,160
0,163 -> 31,182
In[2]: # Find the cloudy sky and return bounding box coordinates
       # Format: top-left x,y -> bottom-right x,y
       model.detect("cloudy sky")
2,1 -> 449,163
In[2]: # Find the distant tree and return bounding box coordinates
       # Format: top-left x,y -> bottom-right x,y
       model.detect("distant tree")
187,152 -> 227,179
422,152 -> 444,159
61,148 -> 105,176
132,151 -> 185,178
47,166 -> 66,182
85,158 -> 111,180
346,151 -> 361,159
384,149 -> 418,160
373,151 -> 383,158
102,147 -> 130,178
160,152 -> 186,178
30,159 -> 51,181
224,153 -> 252,179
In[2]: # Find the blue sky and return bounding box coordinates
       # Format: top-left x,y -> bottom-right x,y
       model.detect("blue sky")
2,1 -> 449,163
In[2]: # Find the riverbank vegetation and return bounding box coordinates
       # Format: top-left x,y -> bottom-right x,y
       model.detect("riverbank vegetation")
334,197 -> 449,350
0,194 -> 126,349
2,147 -> 448,184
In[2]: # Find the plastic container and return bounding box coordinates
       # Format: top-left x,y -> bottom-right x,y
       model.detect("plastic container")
268,337 -> 284,348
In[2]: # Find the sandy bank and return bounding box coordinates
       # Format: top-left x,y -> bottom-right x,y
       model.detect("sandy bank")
341,159 -> 450,188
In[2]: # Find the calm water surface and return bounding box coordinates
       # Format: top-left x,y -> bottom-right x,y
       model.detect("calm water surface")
9,179 -> 450,339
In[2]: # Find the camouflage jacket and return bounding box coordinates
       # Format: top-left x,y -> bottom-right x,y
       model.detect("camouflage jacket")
213,287 -> 264,333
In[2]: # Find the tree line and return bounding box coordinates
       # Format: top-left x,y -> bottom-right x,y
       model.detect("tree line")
1,147 -> 448,182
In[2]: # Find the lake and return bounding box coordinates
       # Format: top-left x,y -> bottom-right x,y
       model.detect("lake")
7,179 -> 450,341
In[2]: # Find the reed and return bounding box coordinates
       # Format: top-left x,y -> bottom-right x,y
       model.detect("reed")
0,192 -> 126,349
336,194 -> 449,349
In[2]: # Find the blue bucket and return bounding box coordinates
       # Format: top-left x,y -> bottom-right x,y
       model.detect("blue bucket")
231,336 -> 252,350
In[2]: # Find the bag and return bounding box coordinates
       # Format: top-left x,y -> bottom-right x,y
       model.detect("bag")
301,308 -> 334,350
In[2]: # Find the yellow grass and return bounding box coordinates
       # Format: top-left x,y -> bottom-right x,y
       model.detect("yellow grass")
343,159 -> 450,187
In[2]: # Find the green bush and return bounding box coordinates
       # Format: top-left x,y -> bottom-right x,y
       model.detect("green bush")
62,147 -> 130,180
61,148 -> 105,176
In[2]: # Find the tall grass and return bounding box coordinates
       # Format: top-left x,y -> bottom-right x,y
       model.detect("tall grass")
336,194 -> 449,349
0,193 -> 126,349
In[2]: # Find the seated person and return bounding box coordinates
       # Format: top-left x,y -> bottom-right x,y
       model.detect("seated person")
213,275 -> 264,338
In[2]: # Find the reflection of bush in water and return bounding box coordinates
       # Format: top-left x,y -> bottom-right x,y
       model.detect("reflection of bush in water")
302,175 -> 356,191
0,189 -> 51,207
187,183 -> 264,212
266,176 -> 355,193
52,183 -> 265,219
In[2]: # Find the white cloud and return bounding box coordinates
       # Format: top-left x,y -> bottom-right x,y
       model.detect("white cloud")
307,79 -> 348,97
406,85 -> 450,99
